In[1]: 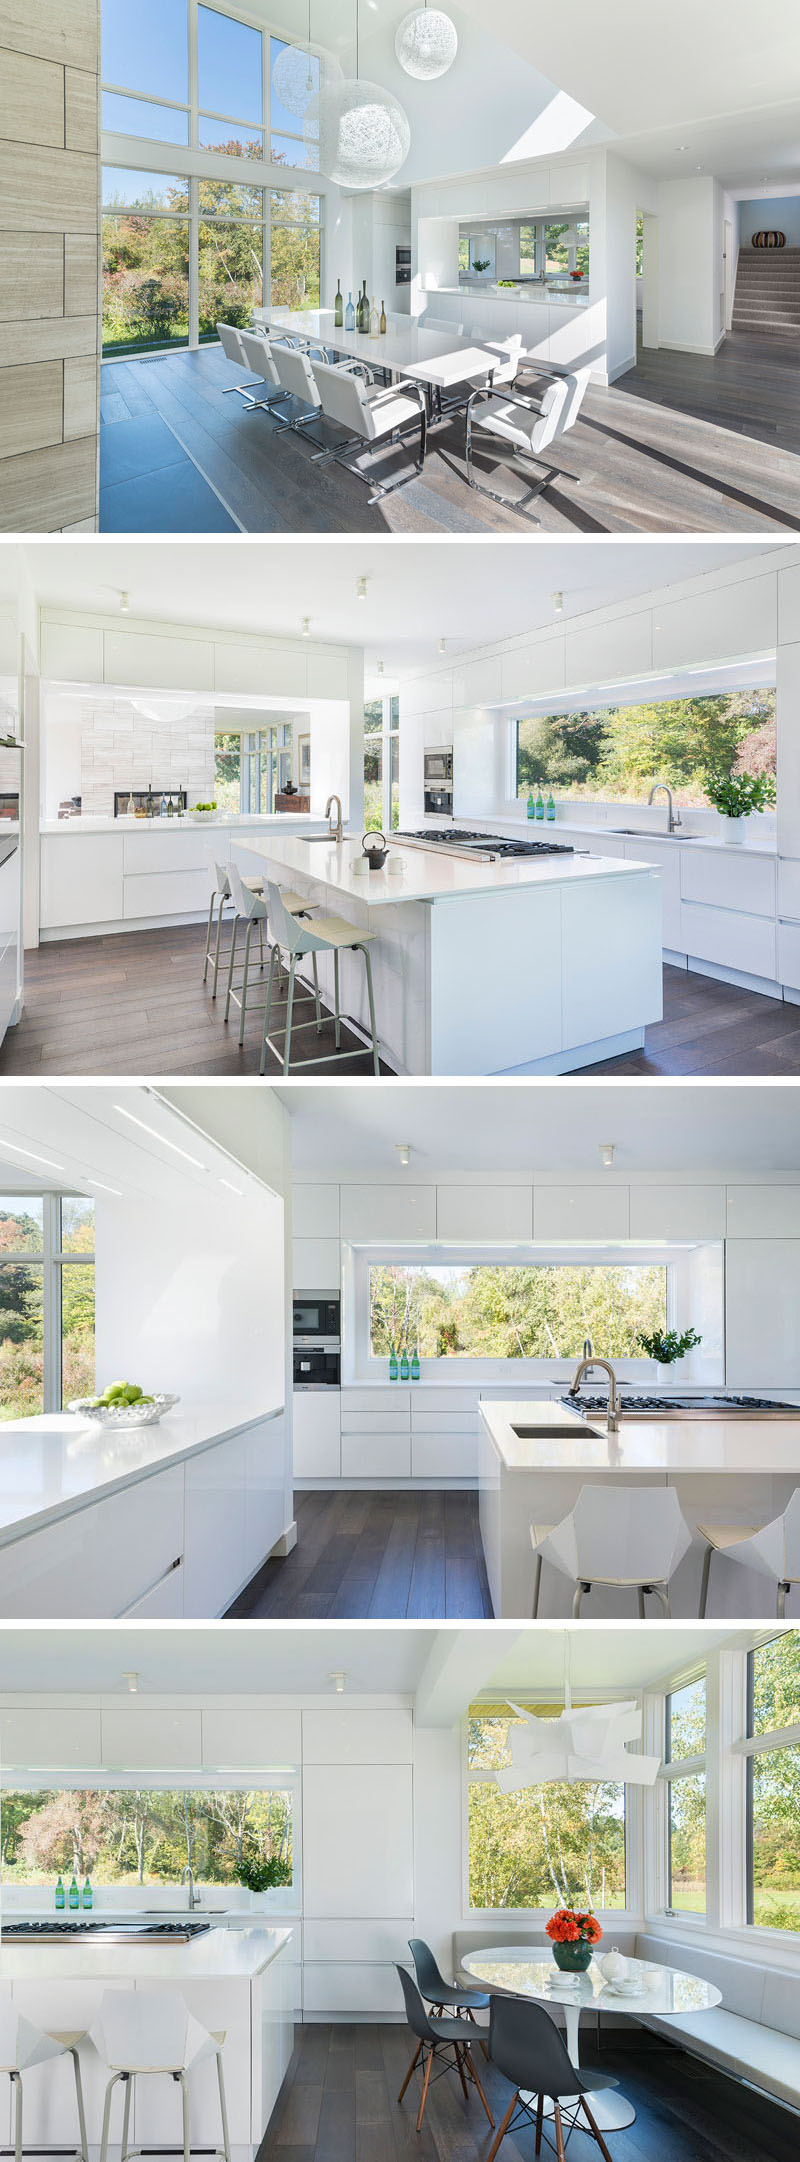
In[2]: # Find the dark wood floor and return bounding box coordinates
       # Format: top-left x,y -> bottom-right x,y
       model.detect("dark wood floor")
256,2022 -> 795,2162
226,1490 -> 492,1620
99,327 -> 800,535
6,929 -> 800,1077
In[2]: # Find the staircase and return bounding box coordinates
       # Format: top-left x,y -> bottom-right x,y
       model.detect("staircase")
732,247 -> 800,335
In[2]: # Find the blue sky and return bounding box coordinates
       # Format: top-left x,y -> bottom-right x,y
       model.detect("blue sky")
103,1 -> 306,135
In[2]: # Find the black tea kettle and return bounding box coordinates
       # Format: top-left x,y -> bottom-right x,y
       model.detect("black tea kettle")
362,830 -> 389,869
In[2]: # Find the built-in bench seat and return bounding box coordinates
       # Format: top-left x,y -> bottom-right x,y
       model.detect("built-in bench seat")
635,1931 -> 800,2113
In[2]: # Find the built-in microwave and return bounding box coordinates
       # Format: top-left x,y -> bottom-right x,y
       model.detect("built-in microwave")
292,1292 -> 340,1343
423,745 -> 453,817
293,1345 -> 341,1392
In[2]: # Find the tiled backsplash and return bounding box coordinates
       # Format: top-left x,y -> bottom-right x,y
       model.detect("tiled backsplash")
79,699 -> 215,814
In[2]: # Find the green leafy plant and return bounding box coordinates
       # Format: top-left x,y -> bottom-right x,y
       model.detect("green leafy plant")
237,1850 -> 291,1894
637,1327 -> 702,1365
472,257 -> 491,275
704,770 -> 776,819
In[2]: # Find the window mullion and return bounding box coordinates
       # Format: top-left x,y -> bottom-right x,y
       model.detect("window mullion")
716,1647 -> 748,1932
42,1193 -> 61,1415
188,0 -> 198,147
189,173 -> 199,348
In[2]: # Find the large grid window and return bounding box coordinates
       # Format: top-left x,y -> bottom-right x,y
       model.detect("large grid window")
214,725 -> 292,814
0,1197 -> 95,1421
664,1676 -> 706,1917
467,1705 -> 626,1912
515,689 -> 777,810
1,1786 -> 294,1901
746,1635 -> 800,1933
102,168 -> 190,354
363,695 -> 400,833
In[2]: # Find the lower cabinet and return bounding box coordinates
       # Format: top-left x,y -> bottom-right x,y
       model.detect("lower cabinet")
681,900 -> 777,980
293,1391 -> 341,1478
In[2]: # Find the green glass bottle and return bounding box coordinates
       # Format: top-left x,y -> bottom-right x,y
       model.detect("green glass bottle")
82,1876 -> 93,1910
400,1347 -> 410,1382
334,277 -> 343,328
68,1874 -> 79,1910
55,1875 -> 65,1911
536,790 -> 545,820
380,300 -> 387,335
389,1346 -> 398,1382
411,1346 -> 420,1382
360,280 -> 369,333
546,792 -> 555,821
527,790 -> 535,821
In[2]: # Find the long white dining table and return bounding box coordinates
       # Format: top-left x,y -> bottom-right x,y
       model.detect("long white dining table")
250,305 -> 517,397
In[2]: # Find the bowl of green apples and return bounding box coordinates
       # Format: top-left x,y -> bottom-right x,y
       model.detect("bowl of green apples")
68,1383 -> 179,1428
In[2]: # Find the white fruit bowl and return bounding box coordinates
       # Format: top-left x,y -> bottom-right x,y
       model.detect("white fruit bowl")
68,1394 -> 180,1429
188,809 -> 217,823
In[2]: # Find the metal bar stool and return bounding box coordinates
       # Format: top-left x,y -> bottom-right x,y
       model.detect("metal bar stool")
260,880 -> 380,1076
91,1990 -> 231,2162
203,856 -> 265,999
224,861 -> 314,1046
0,1996 -> 88,2162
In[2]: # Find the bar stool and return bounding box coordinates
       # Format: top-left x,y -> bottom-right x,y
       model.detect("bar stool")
224,861 -> 313,1045
203,857 -> 264,999
530,1483 -> 692,1617
0,1992 -> 88,2161
91,1989 -> 231,2162
261,880 -> 380,1075
699,1488 -> 800,1617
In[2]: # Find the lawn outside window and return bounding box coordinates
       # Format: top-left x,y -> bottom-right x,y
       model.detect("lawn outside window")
663,1674 -> 707,1919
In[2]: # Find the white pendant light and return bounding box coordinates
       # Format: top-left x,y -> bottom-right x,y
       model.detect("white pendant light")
307,0 -> 410,190
491,1644 -> 661,1789
271,3 -> 342,122
395,5 -> 458,81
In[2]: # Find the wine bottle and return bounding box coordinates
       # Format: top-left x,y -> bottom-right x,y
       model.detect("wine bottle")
359,280 -> 369,333
334,278 -> 343,328
380,300 -> 387,335
345,291 -> 355,332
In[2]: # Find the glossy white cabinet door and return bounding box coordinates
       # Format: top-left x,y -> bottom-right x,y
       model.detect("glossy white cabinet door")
104,629 -> 214,691
340,1428 -> 412,1477
629,1185 -> 726,1239
623,838 -> 681,947
0,1707 -> 102,1770
40,620 -> 104,679
436,1184 -> 533,1241
681,848 -> 776,918
293,1391 -> 341,1479
304,1919 -> 413,1963
292,1184 -> 340,1238
183,1432 -> 248,1617
0,1465 -> 184,1618
41,834 -> 124,928
243,1413 -> 288,1579
303,1762 -> 414,1916
566,609 -> 652,689
725,1241 -> 800,1386
681,901 -> 777,979
534,1185 -> 630,1239
340,1185 -> 437,1241
500,635 -> 565,702
302,1963 -> 408,2014
101,1705 -> 202,1767
120,1561 -> 184,1616
726,1188 -> 800,1237
303,1707 -> 412,1764
292,1236 -> 341,1290
777,859 -> 800,923
412,1427 -> 479,1478
652,575 -> 777,669
202,1705 -> 301,1768
215,640 -> 306,697
561,871 -> 662,1048
123,868 -> 210,918
779,919 -> 800,991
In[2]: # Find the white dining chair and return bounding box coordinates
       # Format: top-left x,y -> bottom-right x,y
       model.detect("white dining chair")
271,341 -> 374,455
91,1988 -> 231,2162
530,1483 -> 692,1618
310,358 -> 428,500
0,1991 -> 88,2162
261,879 -> 380,1075
215,322 -> 267,405
464,362 -> 591,519
224,860 -> 313,1045
235,329 -> 294,417
699,1488 -> 800,1618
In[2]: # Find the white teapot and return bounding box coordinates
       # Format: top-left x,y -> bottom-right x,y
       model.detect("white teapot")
597,1946 -> 629,1985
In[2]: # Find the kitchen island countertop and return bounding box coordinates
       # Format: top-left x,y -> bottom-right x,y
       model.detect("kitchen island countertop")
0,1925 -> 291,1981
0,1402 -> 283,1550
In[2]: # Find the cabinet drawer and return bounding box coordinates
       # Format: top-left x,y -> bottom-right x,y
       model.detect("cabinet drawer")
303,1920 -> 412,1964
0,1465 -> 184,1619
340,1432 -> 411,1477
411,1411 -> 478,1434
303,1964 -> 407,2015
681,849 -> 776,917
681,901 -> 777,979
340,1410 -> 411,1435
123,868 -> 210,918
123,830 -> 212,875
341,1387 -> 410,1413
412,1431 -> 479,1478
410,1387 -> 479,1412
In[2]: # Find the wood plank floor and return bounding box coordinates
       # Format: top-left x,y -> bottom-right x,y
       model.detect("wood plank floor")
225,1490 -> 493,1620
256,2022 -> 796,2162
5,929 -> 800,1077
98,327 -> 800,534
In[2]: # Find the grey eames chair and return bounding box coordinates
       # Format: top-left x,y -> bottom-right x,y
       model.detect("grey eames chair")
487,1995 -> 618,2162
407,1938 -> 490,2048
395,1965 -> 495,2137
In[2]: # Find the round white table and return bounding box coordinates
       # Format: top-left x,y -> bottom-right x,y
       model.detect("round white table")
462,1947 -> 722,2131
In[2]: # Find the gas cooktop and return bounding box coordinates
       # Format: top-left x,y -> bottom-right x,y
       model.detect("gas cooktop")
3,1919 -> 212,1942
562,1393 -> 798,1419
396,828 -> 575,861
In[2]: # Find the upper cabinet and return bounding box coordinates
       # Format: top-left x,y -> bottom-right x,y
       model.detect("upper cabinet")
629,1185 -> 726,1240
501,636 -> 565,703
652,575 -> 777,671
213,641 -> 306,698
41,618 -> 103,682
726,1187 -> 800,1237
101,1706 -> 203,1768
293,1237 -> 340,1291
340,1186 -> 437,1242
565,610 -> 652,690
202,1705 -> 301,1769
302,1708 -> 412,1764
436,1185 -> 533,1241
452,654 -> 503,708
725,1239 -> 800,1387
0,1707 -> 102,1770
105,631 -> 214,692
533,1186 -> 630,1240
293,1185 -> 340,1239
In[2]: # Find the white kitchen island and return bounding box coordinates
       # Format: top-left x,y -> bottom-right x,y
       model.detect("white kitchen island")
478,1397 -> 800,1618
232,833 -> 662,1075
0,1403 -> 290,1619
0,1925 -> 292,2162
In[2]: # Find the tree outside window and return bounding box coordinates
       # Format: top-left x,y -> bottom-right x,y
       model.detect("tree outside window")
369,1262 -> 667,1363
468,1707 -> 626,1911
0,1198 -> 94,1421
516,689 -> 776,808
1,1788 -> 293,1896
747,1634 -> 800,1932
664,1677 -> 706,1915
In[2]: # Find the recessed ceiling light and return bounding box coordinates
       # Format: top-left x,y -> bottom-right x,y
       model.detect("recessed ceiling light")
114,1106 -> 207,1170
599,1143 -> 615,1168
395,1143 -> 411,1167
2,1141 -> 65,1173
356,576 -> 368,602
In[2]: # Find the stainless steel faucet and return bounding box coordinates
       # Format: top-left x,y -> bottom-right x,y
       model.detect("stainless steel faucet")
181,1865 -> 199,1911
568,1355 -> 623,1432
648,782 -> 682,834
325,793 -> 343,842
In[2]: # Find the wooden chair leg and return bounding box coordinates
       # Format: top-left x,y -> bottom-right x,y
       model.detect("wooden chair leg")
580,2094 -> 615,2162
487,2088 -> 518,2162
535,2091 -> 544,2154
464,2047 -> 494,2127
397,2038 -> 422,2103
453,2042 -> 469,2100
465,2005 -> 489,2058
554,2101 -> 567,2162
416,2047 -> 434,2134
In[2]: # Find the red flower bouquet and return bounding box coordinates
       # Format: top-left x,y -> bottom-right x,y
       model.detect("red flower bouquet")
546,1909 -> 603,1972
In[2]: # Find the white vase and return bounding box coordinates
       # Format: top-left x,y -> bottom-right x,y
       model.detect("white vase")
722,815 -> 747,844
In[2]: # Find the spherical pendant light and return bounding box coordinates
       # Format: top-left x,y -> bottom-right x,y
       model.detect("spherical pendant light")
304,79 -> 411,189
395,5 -> 458,80
271,40 -> 342,122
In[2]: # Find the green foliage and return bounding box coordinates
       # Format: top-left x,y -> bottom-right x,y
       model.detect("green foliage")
2,1788 -> 293,1890
237,1848 -> 292,1893
516,690 -> 776,808
102,176 -> 321,354
468,1712 -> 625,1910
369,1263 -> 667,1361
704,769 -> 776,819
637,1327 -> 701,1365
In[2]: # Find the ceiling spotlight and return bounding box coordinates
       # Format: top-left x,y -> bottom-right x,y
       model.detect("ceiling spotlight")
395,1143 -> 411,1167
599,1143 -> 615,1168
120,591 -> 130,615
376,659 -> 385,676
356,576 -> 368,601
551,591 -> 564,615
300,616 -> 311,639
121,1671 -> 140,1694
437,636 -> 447,654
328,1671 -> 347,1694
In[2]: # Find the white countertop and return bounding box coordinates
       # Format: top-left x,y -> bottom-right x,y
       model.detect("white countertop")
231,832 -> 657,906
479,1398 -> 800,1474
0,1403 -> 283,1549
498,814 -> 778,859
440,284 -> 592,310
0,1925 -> 291,1982
41,814 -> 327,837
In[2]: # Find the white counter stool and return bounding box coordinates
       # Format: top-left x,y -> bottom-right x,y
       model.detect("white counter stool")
260,880 -> 380,1075
91,1990 -> 230,2162
224,861 -> 313,1045
0,1994 -> 88,2162
699,1489 -> 800,1617
530,1483 -> 692,1618
203,857 -> 264,999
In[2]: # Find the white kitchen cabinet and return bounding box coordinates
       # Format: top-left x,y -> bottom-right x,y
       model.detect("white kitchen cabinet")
339,1410 -> 410,1434
123,829 -> 212,874
451,654 -> 503,707
0,1707 -> 102,1770
777,859 -> 800,922
120,1561 -> 184,1617
41,619 -> 104,681
500,635 -> 565,703
0,1465 -> 184,1619
214,640 -> 306,697
292,1184 -> 340,1238
243,1413 -> 288,1579
303,1762 -> 414,1916
778,644 -> 800,859
566,610 -> 652,689
681,900 -> 777,980
303,1707 -> 412,1764
778,919 -> 800,991
623,838 -> 681,947
41,833 -> 124,928
293,1390 -> 341,1479
629,1185 -> 726,1239
340,1426 -> 411,1478
0,846 -> 19,1040
435,1184 -> 533,1241
681,848 -> 776,919
725,1241 -> 800,1387
292,1237 -> 340,1290
533,1185 -> 630,1240
341,1387 -> 410,1414
104,629 -> 214,692
652,575 -> 777,670
726,1188 -> 800,1237
411,1423 -> 479,1478
340,1185 -> 437,1241
306,648 -> 350,700
401,672 -> 451,719
202,1705 -> 301,1769
123,867 -> 210,919
303,1919 -> 412,1963
101,1705 -> 203,1768
183,1432 -> 248,1618
302,1963 -> 407,2014
561,870 -> 662,1049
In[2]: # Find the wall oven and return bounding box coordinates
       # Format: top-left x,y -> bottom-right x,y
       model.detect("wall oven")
423,746 -> 453,818
292,1293 -> 340,1342
293,1345 -> 341,1391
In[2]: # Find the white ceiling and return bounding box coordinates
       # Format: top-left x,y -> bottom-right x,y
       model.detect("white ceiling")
0,1623 -> 744,1702
0,1086 -> 272,1205
281,1080 -> 800,1179
15,539 -> 780,680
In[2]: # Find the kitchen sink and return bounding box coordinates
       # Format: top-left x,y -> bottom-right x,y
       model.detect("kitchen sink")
511,1423 -> 600,1441
611,828 -> 700,840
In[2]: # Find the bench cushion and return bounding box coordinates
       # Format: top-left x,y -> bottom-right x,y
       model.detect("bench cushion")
644,2007 -> 800,2110
635,1932 -> 765,2023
